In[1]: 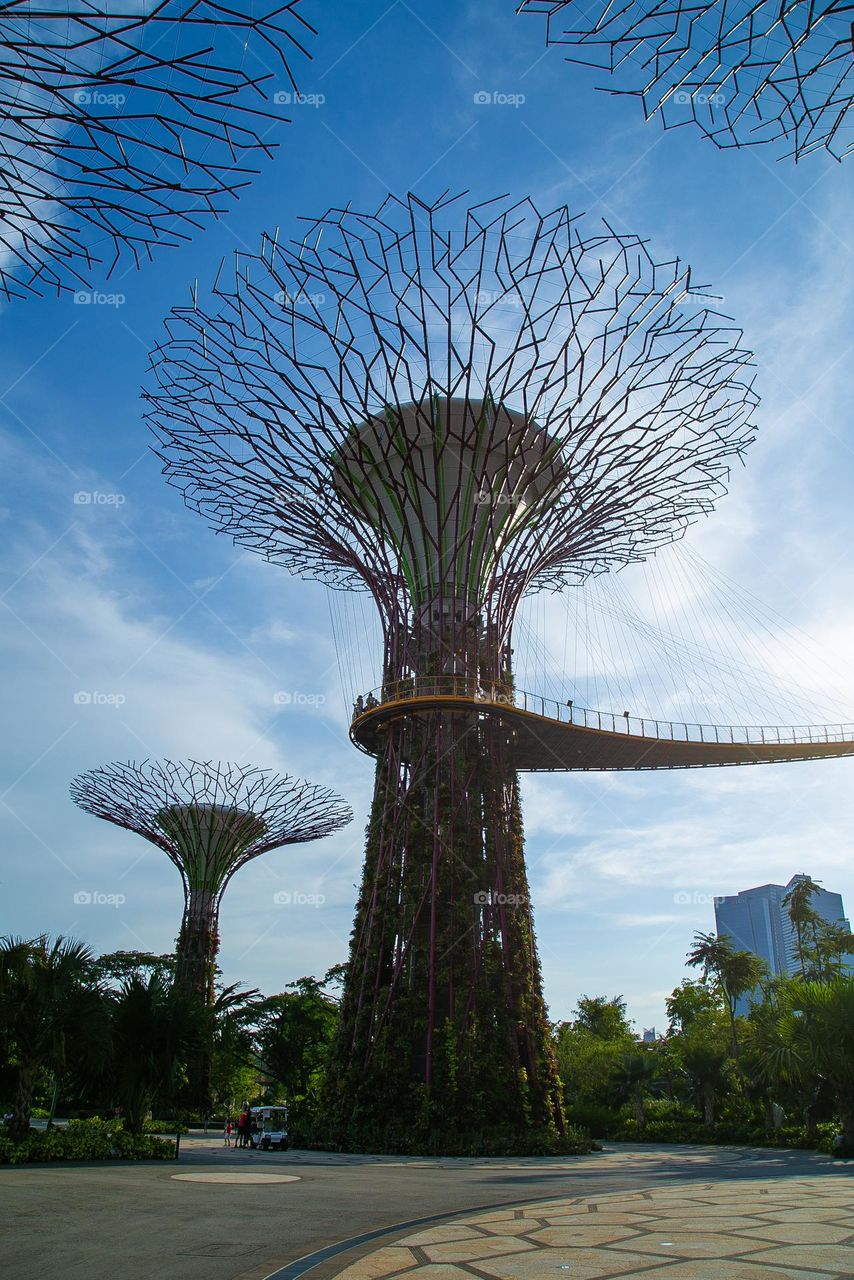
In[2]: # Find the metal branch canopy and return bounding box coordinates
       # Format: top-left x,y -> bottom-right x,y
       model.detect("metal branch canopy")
520,1 -> 854,161
0,0 -> 314,298
144,192 -> 851,1150
146,193 -> 757,598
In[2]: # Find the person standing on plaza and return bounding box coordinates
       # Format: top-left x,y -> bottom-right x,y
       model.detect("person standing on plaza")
238,1106 -> 251,1148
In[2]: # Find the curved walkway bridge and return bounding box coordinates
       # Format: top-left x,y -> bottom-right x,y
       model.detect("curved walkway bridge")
350,678 -> 854,771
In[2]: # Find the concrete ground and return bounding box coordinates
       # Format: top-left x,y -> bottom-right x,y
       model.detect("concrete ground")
336,1174 -> 854,1280
0,1136 -> 851,1280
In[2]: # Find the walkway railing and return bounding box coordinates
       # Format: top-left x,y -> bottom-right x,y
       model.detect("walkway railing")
351,676 -> 854,748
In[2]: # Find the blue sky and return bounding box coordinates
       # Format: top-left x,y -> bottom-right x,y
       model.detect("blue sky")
2,0 -> 853,1033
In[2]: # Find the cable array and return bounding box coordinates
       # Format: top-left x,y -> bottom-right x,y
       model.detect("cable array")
512,543 -> 854,728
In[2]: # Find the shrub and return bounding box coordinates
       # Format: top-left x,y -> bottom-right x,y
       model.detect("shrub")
292,1115 -> 594,1156
142,1119 -> 188,1134
565,1103 -> 622,1138
642,1099 -> 702,1125
615,1118 -> 708,1143
150,1107 -> 203,1126
610,1115 -> 845,1152
0,1117 -> 175,1164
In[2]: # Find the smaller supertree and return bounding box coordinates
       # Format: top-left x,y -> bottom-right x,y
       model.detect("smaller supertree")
521,1 -> 854,161
71,759 -> 352,1005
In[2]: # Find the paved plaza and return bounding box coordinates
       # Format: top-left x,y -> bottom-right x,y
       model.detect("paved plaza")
330,1175 -> 854,1280
1,1139 -> 852,1280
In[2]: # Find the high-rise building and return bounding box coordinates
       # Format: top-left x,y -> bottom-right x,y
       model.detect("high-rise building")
714,874 -> 852,1008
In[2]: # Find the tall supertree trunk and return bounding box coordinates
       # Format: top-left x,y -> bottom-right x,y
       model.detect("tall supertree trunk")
174,888 -> 219,1114
328,690 -> 565,1151
175,888 -> 219,1006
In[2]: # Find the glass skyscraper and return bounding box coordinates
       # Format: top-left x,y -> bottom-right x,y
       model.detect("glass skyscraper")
714,874 -> 852,1011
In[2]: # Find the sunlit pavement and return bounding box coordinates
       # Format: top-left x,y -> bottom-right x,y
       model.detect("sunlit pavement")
329,1177 -> 854,1280
1,1138 -> 851,1280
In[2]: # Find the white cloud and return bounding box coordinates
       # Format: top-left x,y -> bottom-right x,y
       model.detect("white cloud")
0,479 -> 371,992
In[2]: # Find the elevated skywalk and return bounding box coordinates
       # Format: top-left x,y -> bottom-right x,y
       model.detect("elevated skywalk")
349,678 -> 854,772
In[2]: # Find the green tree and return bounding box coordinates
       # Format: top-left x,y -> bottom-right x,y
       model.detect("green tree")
782,877 -> 823,977
609,1048 -> 660,1131
665,979 -> 733,1129
572,995 -> 633,1040
745,986 -> 816,1138
778,879 -> 854,984
809,921 -> 854,984
666,979 -> 724,1033
686,932 -> 766,1055
256,975 -> 340,1105
95,950 -> 175,987
769,976 -> 854,1153
679,1037 -> 731,1129
553,995 -> 635,1129
209,983 -> 262,1114
0,936 -> 108,1141
109,973 -> 202,1132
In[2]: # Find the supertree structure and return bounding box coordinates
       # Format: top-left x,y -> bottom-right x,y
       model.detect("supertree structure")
144,191 -> 758,1151
520,1 -> 854,161
71,759 -> 352,1004
0,1 -> 315,299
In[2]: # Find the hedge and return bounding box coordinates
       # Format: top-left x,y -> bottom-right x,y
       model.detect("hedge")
0,1118 -> 176,1164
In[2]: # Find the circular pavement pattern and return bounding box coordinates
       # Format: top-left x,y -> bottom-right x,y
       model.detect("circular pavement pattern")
323,1176 -> 854,1280
171,1172 -> 301,1185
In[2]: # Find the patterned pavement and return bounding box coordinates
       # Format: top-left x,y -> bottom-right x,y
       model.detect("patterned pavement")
328,1177 -> 854,1280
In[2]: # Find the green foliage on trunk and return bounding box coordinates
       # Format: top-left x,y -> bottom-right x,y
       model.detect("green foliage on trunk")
322,709 -> 568,1153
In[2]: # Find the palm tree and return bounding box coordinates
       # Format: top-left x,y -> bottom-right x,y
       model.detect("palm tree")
680,1040 -> 730,1129
109,973 -> 203,1132
610,1048 -> 660,1132
208,982 -> 262,1114
686,932 -> 766,1055
0,936 -> 108,1141
748,996 -> 824,1143
782,877 -> 823,977
774,976 -> 854,1154
810,921 -> 854,984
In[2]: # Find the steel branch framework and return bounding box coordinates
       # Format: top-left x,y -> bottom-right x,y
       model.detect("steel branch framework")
146,192 -> 757,643
0,1 -> 315,298
144,192 -> 757,1151
520,1 -> 854,160
70,758 -> 352,1004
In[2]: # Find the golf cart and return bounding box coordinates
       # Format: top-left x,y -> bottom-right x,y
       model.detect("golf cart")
248,1105 -> 289,1151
